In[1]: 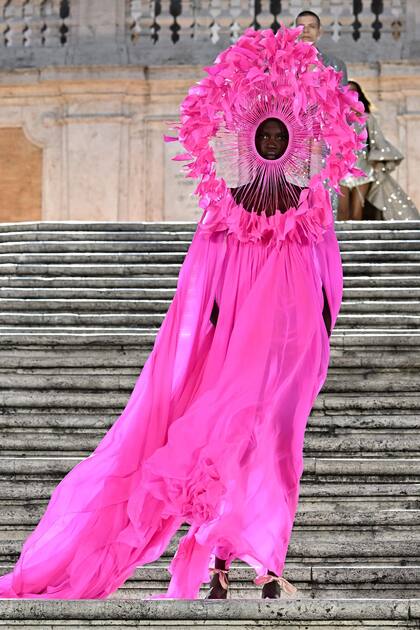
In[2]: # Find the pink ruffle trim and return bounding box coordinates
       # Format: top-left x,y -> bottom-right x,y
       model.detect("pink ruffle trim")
198,188 -> 332,247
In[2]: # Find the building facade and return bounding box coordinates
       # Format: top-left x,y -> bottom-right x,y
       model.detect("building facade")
0,0 -> 419,222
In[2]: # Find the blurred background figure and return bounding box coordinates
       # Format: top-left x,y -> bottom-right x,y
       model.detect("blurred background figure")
338,81 -> 420,221
295,10 -> 348,85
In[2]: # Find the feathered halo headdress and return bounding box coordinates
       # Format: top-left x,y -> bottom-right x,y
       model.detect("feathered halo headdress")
166,26 -> 366,244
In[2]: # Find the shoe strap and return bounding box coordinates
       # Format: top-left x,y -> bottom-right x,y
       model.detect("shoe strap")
209,567 -> 229,590
254,574 -> 297,595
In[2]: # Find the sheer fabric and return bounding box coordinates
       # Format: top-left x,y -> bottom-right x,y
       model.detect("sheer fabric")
0,197 -> 342,600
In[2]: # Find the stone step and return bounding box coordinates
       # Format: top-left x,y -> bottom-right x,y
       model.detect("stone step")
0,221 -> 198,233
0,252 -> 189,265
2,477 -> 417,508
0,312 -> 417,329
343,287 -> 420,299
0,369 -> 418,392
0,412 -> 417,431
0,241 -> 192,254
0,331 -> 415,346
0,219 -> 417,232
0,597 -> 418,629
0,298 -> 419,315
1,425 -> 419,458
1,275 -> 181,289
0,391 -> 416,414
0,329 -> 415,340
0,298 -> 173,313
2,286 -> 420,302
0,330 -> 415,344
0,459 -> 417,511
1,457 -> 418,482
336,314 -> 420,328
1,250 -> 420,266
339,240 -> 420,251
1,562 -> 420,600
1,262 -> 419,278
0,263 -> 183,277
342,263 -> 420,275
340,301 -> 420,313
344,275 -> 420,288
0,231 -> 196,243
2,274 -> 420,290
0,349 -> 418,370
0,227 -> 418,244
334,220 -> 420,231
1,518 -> 420,565
1,489 -> 418,525
1,238 -> 420,254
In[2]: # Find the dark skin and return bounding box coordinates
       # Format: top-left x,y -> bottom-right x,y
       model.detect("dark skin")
206,118 -> 332,598
255,118 -> 289,160
230,119 -> 302,216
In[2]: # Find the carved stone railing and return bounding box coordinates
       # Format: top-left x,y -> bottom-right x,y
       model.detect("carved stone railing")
0,0 -> 70,47
127,0 -> 408,46
0,0 -> 418,65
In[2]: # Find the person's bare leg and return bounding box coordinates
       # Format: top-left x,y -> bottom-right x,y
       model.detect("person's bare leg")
206,556 -> 229,599
261,569 -> 281,598
210,299 -> 219,326
337,185 -> 351,221
350,183 -> 370,220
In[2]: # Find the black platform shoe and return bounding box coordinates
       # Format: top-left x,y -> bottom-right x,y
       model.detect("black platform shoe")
205,568 -> 229,599
255,570 -> 298,599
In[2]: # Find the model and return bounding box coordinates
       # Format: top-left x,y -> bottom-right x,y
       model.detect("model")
0,25 -> 363,601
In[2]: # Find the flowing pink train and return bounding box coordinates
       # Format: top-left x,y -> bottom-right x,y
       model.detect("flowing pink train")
0,200 -> 342,599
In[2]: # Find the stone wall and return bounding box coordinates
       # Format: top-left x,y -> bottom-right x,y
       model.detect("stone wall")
0,0 -> 419,222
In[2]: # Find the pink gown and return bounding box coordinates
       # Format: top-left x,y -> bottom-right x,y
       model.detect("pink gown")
0,192 -> 342,600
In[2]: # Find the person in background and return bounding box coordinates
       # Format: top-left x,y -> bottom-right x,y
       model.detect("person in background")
338,80 -> 419,221
295,10 -> 348,220
295,10 -> 348,85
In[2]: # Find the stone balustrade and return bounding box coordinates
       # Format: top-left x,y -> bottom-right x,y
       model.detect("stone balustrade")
128,0 -> 407,47
0,0 -> 69,47
0,0 -> 418,65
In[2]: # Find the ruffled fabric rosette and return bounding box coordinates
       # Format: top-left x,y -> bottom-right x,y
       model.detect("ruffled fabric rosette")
166,25 -> 366,246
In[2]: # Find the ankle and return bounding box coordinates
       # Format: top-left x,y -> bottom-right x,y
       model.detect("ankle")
214,556 -> 226,571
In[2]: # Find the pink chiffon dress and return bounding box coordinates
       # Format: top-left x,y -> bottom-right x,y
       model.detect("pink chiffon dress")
0,26 -> 363,601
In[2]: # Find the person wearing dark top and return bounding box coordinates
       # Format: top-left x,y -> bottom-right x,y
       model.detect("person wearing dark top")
295,10 -> 348,86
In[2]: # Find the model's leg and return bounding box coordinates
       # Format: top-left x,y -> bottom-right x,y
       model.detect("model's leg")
337,185 -> 351,221
259,569 -> 298,599
350,183 -> 371,220
261,569 -> 281,598
205,556 -> 229,599
322,285 -> 332,338
210,299 -> 219,326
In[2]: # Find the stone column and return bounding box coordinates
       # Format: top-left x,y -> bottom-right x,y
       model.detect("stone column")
68,0 -> 128,65
47,95 -> 136,222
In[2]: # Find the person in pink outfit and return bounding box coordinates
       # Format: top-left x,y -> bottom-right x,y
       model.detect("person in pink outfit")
0,26 -> 363,602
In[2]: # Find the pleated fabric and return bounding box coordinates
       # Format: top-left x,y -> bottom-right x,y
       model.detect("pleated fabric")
0,202 -> 342,599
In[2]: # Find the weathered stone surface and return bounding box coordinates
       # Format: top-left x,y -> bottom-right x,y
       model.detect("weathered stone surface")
0,220 -> 418,626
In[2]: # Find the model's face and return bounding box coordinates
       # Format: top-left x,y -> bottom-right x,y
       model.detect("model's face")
255,119 -> 289,160
296,15 -> 321,43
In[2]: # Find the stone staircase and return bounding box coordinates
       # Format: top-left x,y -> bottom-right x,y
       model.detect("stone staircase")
0,219 -> 419,629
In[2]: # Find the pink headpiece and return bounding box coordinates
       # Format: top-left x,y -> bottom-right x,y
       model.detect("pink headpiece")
166,26 -> 366,244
